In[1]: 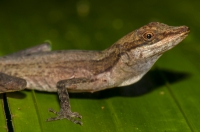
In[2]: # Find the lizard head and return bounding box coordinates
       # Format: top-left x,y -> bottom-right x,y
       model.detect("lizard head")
117,22 -> 190,60
113,22 -> 189,86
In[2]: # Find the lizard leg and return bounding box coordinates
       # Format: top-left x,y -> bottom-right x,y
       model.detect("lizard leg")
0,72 -> 27,93
47,78 -> 90,125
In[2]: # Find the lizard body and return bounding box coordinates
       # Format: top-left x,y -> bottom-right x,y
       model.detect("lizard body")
0,22 -> 190,125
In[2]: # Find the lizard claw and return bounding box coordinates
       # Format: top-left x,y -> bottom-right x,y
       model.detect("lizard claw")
48,108 -> 58,114
46,108 -> 83,125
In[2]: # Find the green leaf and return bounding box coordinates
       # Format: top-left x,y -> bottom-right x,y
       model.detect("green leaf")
0,95 -> 7,132
157,47 -> 200,131
0,0 -> 199,132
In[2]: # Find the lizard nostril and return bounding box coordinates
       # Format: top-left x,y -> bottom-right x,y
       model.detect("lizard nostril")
181,26 -> 190,33
185,26 -> 190,32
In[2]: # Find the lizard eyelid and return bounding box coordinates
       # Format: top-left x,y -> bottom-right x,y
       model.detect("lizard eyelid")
142,32 -> 155,41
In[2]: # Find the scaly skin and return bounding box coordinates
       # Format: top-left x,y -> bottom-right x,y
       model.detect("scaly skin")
0,22 -> 190,125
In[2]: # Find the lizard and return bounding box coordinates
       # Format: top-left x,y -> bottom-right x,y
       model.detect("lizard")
0,22 -> 190,125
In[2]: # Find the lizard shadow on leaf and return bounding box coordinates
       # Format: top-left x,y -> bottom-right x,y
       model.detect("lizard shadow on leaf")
69,68 -> 190,99
6,91 -> 27,99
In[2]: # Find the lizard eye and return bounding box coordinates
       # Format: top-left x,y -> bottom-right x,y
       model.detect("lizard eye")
142,32 -> 154,41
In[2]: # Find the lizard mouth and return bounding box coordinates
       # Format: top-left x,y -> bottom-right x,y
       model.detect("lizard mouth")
174,25 -> 190,37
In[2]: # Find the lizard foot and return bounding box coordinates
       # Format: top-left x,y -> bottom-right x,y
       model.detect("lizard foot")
46,108 -> 83,125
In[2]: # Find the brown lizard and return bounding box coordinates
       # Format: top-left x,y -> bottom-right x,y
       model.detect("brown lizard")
0,22 -> 190,125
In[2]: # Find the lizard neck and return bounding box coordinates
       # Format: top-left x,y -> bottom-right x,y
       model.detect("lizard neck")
102,42 -> 162,87
117,49 -> 161,86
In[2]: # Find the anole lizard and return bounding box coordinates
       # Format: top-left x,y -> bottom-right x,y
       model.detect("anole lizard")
0,22 -> 189,125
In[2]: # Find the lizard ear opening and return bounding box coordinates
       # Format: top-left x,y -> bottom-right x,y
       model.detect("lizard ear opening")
142,32 -> 155,41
